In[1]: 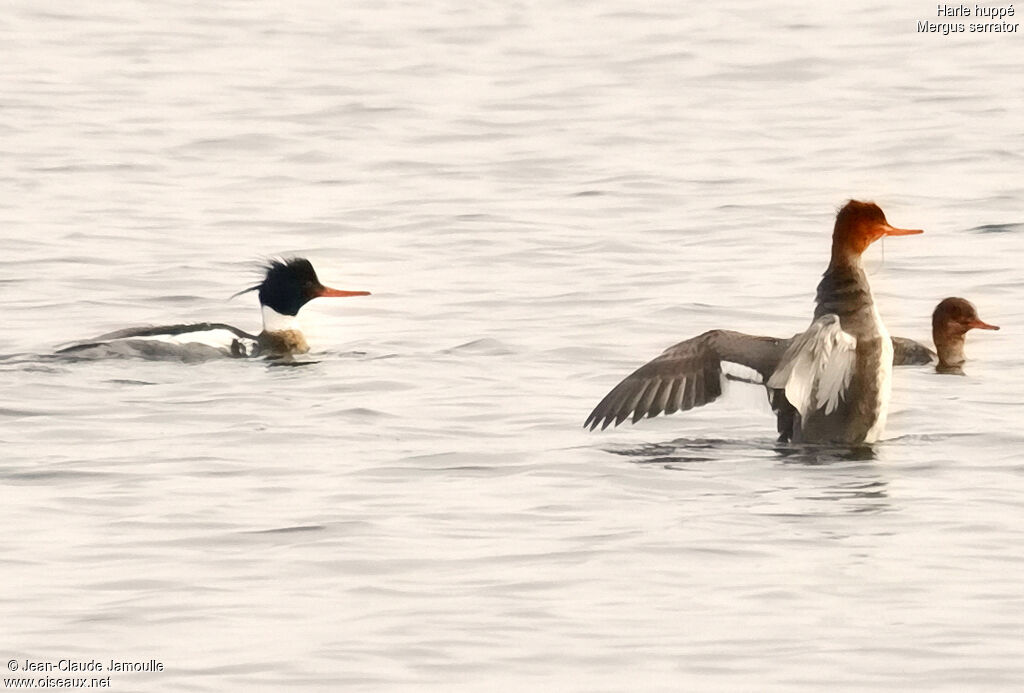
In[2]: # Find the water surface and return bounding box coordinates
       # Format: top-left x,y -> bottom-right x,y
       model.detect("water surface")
3,2 -> 1023,691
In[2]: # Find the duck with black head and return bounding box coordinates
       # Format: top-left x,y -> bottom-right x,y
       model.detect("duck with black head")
57,258 -> 369,361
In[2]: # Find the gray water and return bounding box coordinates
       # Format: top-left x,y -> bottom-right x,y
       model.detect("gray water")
3,2 -> 1024,691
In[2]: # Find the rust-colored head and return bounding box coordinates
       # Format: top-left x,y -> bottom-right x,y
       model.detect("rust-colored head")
832,200 -> 923,260
932,297 -> 999,372
932,297 -> 999,336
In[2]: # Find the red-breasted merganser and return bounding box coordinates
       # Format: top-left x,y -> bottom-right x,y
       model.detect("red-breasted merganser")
583,297 -> 997,432
58,258 -> 369,360
585,201 -> 923,444
893,297 -> 999,373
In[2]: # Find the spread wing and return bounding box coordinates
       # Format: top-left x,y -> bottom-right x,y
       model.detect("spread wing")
891,336 -> 935,366
584,330 -> 789,431
767,314 -> 856,419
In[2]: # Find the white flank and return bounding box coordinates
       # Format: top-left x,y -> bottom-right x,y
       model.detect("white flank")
863,303 -> 894,443
115,329 -> 243,351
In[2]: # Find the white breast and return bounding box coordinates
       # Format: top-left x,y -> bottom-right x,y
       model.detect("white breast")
863,303 -> 894,443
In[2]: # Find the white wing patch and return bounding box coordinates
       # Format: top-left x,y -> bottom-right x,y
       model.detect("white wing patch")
721,360 -> 764,385
112,329 -> 243,351
767,315 -> 856,418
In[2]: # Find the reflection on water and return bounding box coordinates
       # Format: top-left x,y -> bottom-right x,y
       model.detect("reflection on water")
773,442 -> 878,465
607,436 -> 890,512
800,479 -> 888,506
608,436 -> 879,467
608,437 -> 778,468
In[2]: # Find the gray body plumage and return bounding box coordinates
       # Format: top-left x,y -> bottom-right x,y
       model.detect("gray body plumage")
772,263 -> 889,444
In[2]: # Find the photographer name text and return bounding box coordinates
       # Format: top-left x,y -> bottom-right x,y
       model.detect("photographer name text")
11,659 -> 163,675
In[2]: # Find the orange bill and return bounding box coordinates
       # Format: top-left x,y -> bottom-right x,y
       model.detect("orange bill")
319,286 -> 371,297
880,223 -> 924,236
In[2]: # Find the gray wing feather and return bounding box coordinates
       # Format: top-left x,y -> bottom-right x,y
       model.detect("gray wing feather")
585,330 -> 789,431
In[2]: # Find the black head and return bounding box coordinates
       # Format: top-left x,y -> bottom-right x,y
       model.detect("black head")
234,258 -> 370,316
